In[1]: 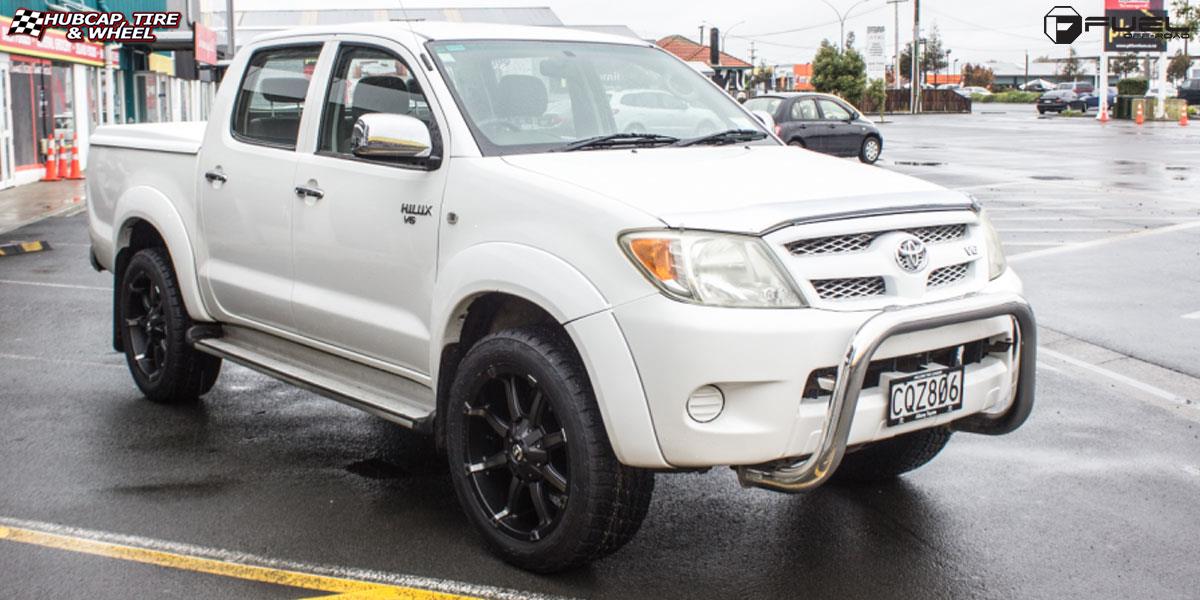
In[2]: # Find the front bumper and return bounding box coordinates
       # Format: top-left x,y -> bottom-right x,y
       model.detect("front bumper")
611,271 -> 1034,476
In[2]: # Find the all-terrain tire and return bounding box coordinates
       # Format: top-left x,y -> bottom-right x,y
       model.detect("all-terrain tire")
446,326 -> 654,573
832,426 -> 953,483
118,248 -> 222,404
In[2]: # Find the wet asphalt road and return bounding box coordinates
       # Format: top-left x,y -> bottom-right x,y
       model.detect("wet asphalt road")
1,106 -> 1199,599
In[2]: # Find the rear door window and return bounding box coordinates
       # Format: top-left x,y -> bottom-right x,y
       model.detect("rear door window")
790,98 -> 819,120
231,45 -> 322,149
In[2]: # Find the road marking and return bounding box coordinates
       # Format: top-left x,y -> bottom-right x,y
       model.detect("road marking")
0,517 -> 546,600
1001,242 -> 1063,247
1183,311 -> 1200,320
0,352 -> 124,370
1009,221 -> 1200,263
993,216 -> 1200,222
1000,228 -> 1139,233
0,279 -> 110,291
1041,348 -> 1187,404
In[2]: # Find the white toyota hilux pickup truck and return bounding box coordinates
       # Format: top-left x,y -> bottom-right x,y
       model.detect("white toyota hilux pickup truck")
86,22 -> 1035,572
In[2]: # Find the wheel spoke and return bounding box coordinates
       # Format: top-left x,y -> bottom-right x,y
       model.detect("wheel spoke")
467,451 -> 508,474
528,390 -> 545,426
125,317 -> 142,328
504,476 -> 524,513
541,429 -> 566,450
529,481 -> 553,527
538,464 -> 568,493
466,406 -> 509,437
503,375 -> 523,420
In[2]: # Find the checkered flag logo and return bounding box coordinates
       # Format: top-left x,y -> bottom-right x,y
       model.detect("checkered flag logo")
8,8 -> 46,40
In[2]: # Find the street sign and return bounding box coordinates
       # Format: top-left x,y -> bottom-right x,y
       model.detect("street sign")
866,26 -> 886,82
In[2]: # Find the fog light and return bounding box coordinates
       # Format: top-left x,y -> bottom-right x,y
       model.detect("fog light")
686,385 -> 725,423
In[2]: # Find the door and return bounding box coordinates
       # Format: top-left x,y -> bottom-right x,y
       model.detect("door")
0,59 -> 14,189
782,96 -> 821,148
290,42 -> 448,374
815,97 -> 860,155
199,43 -> 325,332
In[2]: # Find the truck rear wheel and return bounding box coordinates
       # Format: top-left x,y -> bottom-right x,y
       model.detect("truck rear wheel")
446,326 -> 654,573
832,426 -> 952,483
118,248 -> 222,404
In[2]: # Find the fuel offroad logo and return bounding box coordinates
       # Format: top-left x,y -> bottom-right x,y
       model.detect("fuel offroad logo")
1043,4 -> 1192,46
6,7 -> 181,43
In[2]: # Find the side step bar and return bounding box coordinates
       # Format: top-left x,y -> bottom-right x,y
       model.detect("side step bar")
737,292 -> 1036,493
191,325 -> 435,432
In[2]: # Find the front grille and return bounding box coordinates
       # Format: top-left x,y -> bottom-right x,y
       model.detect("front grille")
786,224 -> 967,257
927,262 -> 971,288
811,277 -> 886,300
802,338 -> 994,400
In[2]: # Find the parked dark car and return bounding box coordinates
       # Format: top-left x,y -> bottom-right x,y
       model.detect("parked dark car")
1038,81 -> 1094,113
1081,87 -> 1117,112
744,92 -> 883,164
1179,79 -> 1200,106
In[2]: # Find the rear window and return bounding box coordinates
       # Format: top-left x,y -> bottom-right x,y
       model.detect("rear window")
744,97 -> 782,114
231,45 -> 322,149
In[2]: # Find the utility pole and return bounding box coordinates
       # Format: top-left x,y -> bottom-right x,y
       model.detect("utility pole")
1024,51 -> 1029,89
911,0 -> 920,113
699,25 -> 705,45
225,0 -> 236,59
887,0 -> 908,90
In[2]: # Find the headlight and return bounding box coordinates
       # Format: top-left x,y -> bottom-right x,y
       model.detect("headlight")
979,210 -> 1007,280
619,230 -> 805,308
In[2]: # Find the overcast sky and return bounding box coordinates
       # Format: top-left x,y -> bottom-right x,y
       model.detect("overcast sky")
232,0 -> 1187,67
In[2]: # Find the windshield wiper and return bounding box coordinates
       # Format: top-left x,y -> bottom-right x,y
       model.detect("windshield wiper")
672,129 -> 768,147
552,133 -> 679,152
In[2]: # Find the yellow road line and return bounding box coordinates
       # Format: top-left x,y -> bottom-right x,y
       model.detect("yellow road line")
0,525 -> 475,600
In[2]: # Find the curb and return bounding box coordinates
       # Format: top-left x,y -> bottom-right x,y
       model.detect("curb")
0,241 -> 52,257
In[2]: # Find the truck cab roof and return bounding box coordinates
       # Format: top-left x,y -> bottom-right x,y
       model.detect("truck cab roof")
250,21 -> 650,47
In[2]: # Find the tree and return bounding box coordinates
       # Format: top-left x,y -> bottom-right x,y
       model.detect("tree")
1168,51 -> 1192,82
1173,0 -> 1199,55
1061,47 -> 1081,79
812,39 -> 868,103
864,77 -> 887,116
897,25 -> 949,84
1110,53 -> 1141,78
961,64 -> 995,88
845,31 -> 856,50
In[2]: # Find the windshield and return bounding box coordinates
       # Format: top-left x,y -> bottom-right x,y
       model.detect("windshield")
428,40 -> 766,155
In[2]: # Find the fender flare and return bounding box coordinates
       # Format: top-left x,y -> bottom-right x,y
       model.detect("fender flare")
430,243 -> 670,468
431,243 -> 609,357
113,186 -> 212,322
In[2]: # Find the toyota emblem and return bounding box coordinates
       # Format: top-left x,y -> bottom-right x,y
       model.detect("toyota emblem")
895,238 -> 929,273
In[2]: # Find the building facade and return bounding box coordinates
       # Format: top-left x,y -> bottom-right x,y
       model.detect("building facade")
0,0 -> 219,189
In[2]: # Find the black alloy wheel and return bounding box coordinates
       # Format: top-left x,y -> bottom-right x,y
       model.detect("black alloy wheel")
123,270 -> 168,382
463,367 -> 570,542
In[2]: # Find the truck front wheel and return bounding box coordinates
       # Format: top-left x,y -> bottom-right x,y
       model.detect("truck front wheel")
832,426 -> 952,483
446,326 -> 654,573
118,247 -> 222,404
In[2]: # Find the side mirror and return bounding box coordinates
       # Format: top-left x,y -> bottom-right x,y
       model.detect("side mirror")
351,113 -> 431,159
751,110 -> 776,132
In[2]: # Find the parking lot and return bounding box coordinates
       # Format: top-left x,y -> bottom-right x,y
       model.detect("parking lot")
1,105 -> 1198,599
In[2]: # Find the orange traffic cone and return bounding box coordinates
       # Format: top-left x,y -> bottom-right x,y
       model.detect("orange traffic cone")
40,137 -> 59,182
56,134 -> 69,179
66,134 -> 83,180
1135,104 -> 1145,126
1098,105 -> 1109,123
1182,109 -> 1190,127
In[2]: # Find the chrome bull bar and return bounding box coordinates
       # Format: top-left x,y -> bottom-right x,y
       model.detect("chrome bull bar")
736,292 -> 1037,493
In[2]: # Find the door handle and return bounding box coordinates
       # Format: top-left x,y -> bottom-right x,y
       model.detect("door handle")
204,170 -> 226,184
294,185 -> 324,200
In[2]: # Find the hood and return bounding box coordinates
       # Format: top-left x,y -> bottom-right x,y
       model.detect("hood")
502,145 -> 970,233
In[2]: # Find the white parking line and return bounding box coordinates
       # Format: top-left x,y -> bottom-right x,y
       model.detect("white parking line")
1041,348 -> 1187,405
0,352 -> 124,370
0,279 -> 110,291
1183,311 -> 1200,320
1009,222 -> 1200,262
1001,228 -> 1138,233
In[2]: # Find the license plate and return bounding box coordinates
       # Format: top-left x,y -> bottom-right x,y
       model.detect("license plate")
886,366 -> 964,427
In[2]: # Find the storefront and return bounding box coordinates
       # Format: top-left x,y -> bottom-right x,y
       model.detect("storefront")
0,14 -> 104,189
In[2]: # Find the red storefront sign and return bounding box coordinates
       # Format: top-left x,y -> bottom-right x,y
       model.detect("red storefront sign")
194,22 -> 217,65
0,15 -> 104,66
1105,0 -> 1162,10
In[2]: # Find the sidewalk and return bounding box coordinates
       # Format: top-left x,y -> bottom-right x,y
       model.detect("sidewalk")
0,180 -> 86,236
